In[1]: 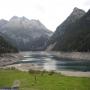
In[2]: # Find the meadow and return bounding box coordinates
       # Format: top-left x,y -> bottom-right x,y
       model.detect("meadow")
0,69 -> 90,90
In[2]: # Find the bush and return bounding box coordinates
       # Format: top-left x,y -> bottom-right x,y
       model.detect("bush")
48,70 -> 55,75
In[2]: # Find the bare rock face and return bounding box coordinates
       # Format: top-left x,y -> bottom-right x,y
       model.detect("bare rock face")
0,16 -> 53,51
72,7 -> 85,17
46,8 -> 90,52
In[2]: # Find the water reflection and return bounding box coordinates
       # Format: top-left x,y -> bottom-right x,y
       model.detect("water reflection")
43,58 -> 57,71
16,52 -> 90,71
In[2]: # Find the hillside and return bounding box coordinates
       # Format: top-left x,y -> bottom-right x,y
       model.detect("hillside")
0,34 -> 18,53
47,8 -> 90,52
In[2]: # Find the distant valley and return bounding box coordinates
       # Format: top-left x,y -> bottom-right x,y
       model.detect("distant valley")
0,7 -> 90,53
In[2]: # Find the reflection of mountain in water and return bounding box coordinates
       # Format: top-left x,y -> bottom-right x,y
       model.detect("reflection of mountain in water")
15,52 -> 90,71
44,58 -> 57,71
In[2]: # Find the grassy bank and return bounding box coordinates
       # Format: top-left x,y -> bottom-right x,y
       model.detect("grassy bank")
0,69 -> 90,90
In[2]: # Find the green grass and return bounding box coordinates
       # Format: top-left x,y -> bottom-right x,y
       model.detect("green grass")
0,69 -> 90,90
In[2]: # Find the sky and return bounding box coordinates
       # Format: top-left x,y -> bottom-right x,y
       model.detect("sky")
0,0 -> 89,31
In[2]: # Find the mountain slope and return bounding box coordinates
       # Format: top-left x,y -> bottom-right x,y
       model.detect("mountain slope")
0,33 -> 18,53
0,19 -> 8,27
0,16 -> 52,51
47,8 -> 90,52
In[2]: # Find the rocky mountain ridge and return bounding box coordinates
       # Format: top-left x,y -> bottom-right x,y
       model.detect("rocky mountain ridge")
47,8 -> 90,52
0,16 -> 53,51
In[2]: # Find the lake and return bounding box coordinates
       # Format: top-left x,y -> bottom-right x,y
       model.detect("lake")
14,52 -> 90,71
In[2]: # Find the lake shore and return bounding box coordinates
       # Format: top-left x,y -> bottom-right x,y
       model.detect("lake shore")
3,63 -> 90,77
50,51 -> 90,60
0,53 -> 23,66
0,51 -> 90,77
58,71 -> 90,77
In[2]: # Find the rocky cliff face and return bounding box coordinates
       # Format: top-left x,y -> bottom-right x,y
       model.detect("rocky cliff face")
0,16 -> 52,51
47,8 -> 90,52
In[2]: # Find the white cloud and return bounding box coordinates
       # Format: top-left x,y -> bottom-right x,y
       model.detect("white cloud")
0,0 -> 89,31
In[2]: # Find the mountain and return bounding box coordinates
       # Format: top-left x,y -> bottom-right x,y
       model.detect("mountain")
0,33 -> 18,53
0,16 -> 53,51
46,8 -> 90,52
0,19 -> 8,27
